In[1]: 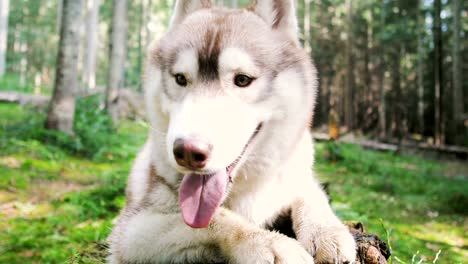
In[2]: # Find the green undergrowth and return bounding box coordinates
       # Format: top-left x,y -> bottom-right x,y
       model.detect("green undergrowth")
0,103 -> 466,263
0,73 -> 51,95
0,102 -> 145,263
1,95 -> 139,162
316,141 -> 467,263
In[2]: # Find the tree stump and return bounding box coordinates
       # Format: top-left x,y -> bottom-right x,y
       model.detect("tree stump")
346,222 -> 391,264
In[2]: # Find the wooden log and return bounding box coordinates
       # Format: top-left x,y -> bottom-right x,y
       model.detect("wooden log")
312,132 -> 468,159
0,89 -> 146,120
0,91 -> 49,107
267,209 -> 391,263
346,222 -> 391,264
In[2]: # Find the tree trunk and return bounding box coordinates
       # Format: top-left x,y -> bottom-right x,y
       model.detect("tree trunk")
452,0 -> 463,144
231,0 -> 237,8
19,27 -> 28,86
345,0 -> 355,131
46,0 -> 83,134
83,0 -> 100,91
0,0 -> 9,76
391,46 -> 402,140
56,0 -> 63,33
144,0 -> 152,50
303,0 -> 311,54
363,16 -> 372,131
137,0 -> 145,92
320,73 -> 331,127
105,0 -> 128,121
417,0 -> 424,135
378,1 -> 386,139
433,0 -> 443,145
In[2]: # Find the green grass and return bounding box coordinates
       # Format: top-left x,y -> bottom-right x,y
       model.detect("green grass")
0,73 -> 52,95
0,103 -> 145,263
0,103 -> 466,263
316,142 -> 467,263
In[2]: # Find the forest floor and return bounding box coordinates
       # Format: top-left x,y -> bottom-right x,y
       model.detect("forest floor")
0,102 -> 466,263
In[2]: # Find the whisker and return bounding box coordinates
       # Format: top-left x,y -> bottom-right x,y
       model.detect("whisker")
139,121 -> 168,136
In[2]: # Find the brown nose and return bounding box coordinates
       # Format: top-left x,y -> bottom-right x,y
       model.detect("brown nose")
173,138 -> 212,170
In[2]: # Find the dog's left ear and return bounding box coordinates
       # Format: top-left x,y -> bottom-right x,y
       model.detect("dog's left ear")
251,0 -> 298,42
170,0 -> 213,29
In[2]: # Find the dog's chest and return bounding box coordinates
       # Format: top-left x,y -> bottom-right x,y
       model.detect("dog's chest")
224,179 -> 295,226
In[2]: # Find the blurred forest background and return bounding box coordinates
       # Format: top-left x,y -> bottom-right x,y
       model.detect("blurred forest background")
0,0 -> 466,147
0,0 -> 466,263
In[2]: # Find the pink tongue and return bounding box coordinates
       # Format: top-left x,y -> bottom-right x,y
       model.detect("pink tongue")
178,170 -> 228,228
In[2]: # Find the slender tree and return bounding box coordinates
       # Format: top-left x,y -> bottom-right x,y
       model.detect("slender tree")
451,0 -> 463,144
378,0 -> 386,139
137,0 -> 144,92
433,0 -> 443,145
345,0 -> 355,131
0,0 -> 10,76
417,0 -> 424,134
56,0 -> 63,33
83,0 -> 100,90
46,0 -> 83,133
105,0 -> 128,121
144,0 -> 152,50
391,45 -> 403,139
231,0 -> 237,8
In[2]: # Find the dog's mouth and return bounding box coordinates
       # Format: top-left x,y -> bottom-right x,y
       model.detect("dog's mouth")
226,123 -> 263,176
178,123 -> 263,229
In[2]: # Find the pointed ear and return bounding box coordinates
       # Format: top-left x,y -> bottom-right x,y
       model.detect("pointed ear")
170,0 -> 213,29
251,0 -> 298,41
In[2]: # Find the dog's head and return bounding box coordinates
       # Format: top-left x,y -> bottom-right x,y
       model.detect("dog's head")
145,0 -> 316,228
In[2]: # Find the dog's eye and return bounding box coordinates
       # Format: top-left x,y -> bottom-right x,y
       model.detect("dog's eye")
174,74 -> 187,86
234,74 -> 254,88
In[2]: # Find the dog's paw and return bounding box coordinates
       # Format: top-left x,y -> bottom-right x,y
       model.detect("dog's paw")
231,231 -> 314,264
299,224 -> 356,264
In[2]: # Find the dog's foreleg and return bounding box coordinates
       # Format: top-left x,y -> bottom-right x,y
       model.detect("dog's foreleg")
109,207 -> 314,263
291,182 -> 356,263
108,207 -> 222,264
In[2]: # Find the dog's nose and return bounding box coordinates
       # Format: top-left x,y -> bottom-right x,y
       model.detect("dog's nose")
173,138 -> 212,170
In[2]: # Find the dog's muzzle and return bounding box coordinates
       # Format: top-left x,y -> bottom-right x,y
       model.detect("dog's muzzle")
176,123 -> 263,229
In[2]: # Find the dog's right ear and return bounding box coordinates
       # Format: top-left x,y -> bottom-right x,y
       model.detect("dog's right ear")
169,0 -> 213,29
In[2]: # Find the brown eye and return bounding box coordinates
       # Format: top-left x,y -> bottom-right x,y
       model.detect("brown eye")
234,74 -> 254,88
174,74 -> 187,86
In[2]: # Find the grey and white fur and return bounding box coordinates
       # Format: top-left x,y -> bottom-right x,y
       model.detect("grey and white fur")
108,1 -> 356,263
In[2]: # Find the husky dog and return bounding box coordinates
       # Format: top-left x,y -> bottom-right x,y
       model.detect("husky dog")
108,0 -> 356,263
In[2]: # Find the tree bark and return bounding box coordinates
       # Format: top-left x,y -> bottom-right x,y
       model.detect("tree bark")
345,0 -> 355,131
144,0 -> 152,50
0,0 -> 9,76
417,0 -> 424,135
46,0 -> 83,134
451,0 -> 463,144
363,16 -> 372,131
433,0 -> 443,145
391,46 -> 402,140
56,0 -> 63,33
83,0 -> 100,91
378,1 -> 386,139
105,0 -> 128,121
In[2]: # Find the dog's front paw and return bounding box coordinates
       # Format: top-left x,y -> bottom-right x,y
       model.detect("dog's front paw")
299,224 -> 356,264
231,230 -> 314,264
